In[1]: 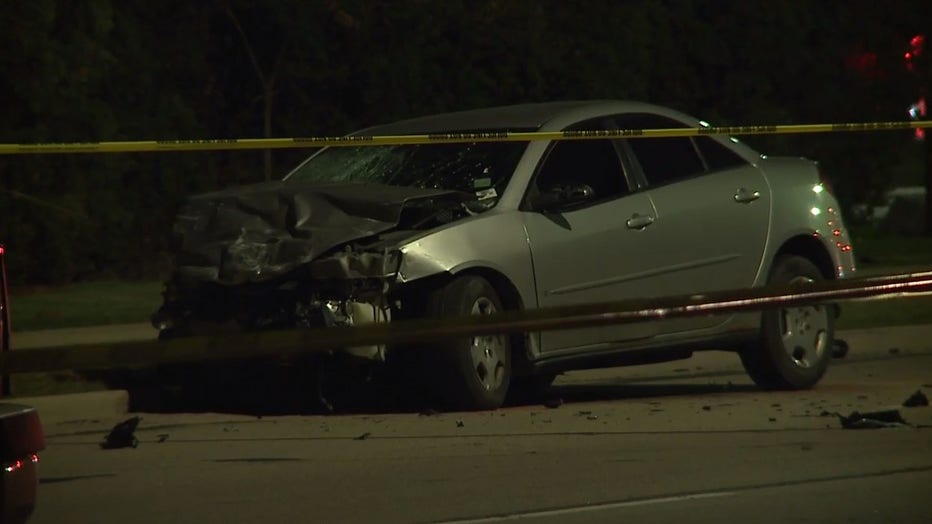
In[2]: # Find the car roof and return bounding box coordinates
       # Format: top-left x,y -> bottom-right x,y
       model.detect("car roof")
356,100 -> 691,135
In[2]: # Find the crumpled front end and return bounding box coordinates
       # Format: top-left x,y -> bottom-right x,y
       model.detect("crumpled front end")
153,181 -> 472,360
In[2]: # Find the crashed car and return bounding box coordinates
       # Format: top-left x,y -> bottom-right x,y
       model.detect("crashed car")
153,101 -> 856,410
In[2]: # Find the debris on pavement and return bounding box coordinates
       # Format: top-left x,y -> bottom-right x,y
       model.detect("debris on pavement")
543,398 -> 564,409
418,409 -> 441,417
888,347 -> 900,355
354,432 -> 372,441
838,410 -> 910,429
832,339 -> 849,358
100,416 -> 141,449
576,411 -> 592,416
586,416 -> 598,421
902,390 -> 929,407
156,434 -> 169,443
456,420 -> 464,428
701,406 -> 711,411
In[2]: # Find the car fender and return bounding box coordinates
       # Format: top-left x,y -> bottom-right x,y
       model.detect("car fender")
757,157 -> 856,282
396,210 -> 538,311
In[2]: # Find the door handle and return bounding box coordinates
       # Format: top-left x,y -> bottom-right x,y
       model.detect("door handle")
626,213 -> 655,230
734,188 -> 761,203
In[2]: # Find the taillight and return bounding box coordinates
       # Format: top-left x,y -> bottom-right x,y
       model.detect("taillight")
2,454 -> 38,473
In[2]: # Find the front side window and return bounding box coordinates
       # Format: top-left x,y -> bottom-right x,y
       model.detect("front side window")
616,114 -> 705,186
534,139 -> 629,204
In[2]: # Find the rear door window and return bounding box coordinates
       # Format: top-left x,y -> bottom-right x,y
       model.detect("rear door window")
615,114 -> 748,187
694,136 -> 749,171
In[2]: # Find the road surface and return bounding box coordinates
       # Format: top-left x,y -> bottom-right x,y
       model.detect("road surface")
24,325 -> 932,523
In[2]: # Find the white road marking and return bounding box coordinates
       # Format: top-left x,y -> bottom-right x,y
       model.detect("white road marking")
437,491 -> 735,523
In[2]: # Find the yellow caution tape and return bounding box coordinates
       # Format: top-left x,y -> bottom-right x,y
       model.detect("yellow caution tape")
1,120 -> 930,155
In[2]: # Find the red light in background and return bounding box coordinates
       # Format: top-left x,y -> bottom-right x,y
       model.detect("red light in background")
906,34 -> 926,72
833,229 -> 841,236
846,52 -> 879,78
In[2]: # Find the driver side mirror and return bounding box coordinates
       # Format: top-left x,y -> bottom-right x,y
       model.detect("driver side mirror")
530,183 -> 595,212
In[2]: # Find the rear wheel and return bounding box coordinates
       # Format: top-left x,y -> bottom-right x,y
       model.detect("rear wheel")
423,275 -> 511,410
740,255 -> 834,390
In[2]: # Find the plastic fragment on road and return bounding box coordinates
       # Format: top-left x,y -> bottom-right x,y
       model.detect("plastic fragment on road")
902,390 -> 929,407
832,339 -> 849,359
100,416 -> 141,449
838,410 -> 910,429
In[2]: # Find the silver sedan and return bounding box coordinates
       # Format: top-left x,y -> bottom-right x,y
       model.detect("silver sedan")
157,101 -> 857,410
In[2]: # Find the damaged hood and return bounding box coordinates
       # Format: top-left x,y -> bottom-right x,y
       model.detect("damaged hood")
172,181 -> 470,283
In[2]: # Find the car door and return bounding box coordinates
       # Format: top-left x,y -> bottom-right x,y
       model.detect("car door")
522,119 -> 660,354
617,113 -> 771,334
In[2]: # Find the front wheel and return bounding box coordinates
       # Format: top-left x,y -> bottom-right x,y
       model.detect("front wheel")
423,275 -> 512,410
740,255 -> 834,390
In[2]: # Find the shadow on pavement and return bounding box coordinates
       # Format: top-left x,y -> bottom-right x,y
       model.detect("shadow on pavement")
546,382 -> 758,404
86,360 -> 761,417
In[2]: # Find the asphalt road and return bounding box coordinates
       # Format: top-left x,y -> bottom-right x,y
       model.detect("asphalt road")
25,325 -> 932,523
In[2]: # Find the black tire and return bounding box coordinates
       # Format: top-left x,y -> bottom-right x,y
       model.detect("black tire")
423,275 -> 512,410
740,255 -> 834,390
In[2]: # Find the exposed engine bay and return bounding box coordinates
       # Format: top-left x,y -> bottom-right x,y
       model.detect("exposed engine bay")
152,181 -> 481,360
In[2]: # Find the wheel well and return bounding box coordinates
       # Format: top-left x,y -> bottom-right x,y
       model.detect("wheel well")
454,267 -> 533,375
456,267 -> 525,312
393,267 -> 532,375
773,235 -> 835,279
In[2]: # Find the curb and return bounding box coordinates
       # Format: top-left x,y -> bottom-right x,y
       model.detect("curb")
11,323 -> 156,350
6,390 -> 130,426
